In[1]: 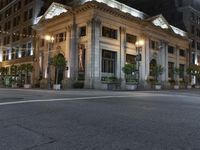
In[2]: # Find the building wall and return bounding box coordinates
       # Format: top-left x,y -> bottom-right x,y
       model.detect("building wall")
0,0 -> 44,84
35,2 -> 189,89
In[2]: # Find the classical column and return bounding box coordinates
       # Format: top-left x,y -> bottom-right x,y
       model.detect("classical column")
85,18 -> 101,89
69,23 -> 78,82
159,41 -> 168,83
176,45 -> 180,82
119,27 -> 126,89
139,35 -> 148,86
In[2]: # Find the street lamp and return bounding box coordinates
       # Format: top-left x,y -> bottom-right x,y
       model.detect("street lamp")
45,35 -> 54,90
135,40 -> 144,85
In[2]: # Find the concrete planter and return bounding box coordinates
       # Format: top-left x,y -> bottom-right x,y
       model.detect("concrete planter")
12,83 -> 18,88
24,84 -> 31,89
125,84 -> 137,91
155,85 -> 162,90
53,84 -> 61,90
195,85 -> 200,89
174,85 -> 179,89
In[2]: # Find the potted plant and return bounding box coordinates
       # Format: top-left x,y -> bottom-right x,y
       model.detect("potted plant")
186,66 -> 194,89
51,54 -> 67,90
0,67 -> 7,87
173,67 -> 180,89
10,65 -> 18,88
21,64 -> 33,89
151,64 -> 164,90
122,63 -> 138,90
195,65 -> 200,88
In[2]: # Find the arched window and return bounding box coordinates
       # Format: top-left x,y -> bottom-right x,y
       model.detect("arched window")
150,59 -> 157,76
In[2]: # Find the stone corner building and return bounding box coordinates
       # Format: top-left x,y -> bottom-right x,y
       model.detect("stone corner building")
33,0 -> 190,90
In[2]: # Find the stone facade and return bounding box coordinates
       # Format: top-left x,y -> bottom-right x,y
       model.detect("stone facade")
34,1 -> 189,90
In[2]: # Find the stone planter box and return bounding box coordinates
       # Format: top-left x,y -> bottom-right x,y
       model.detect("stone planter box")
155,85 -> 162,90
24,84 -> 31,89
107,82 -> 121,90
125,84 -> 137,91
174,85 -> 179,90
195,85 -> 200,89
12,83 -> 18,88
53,84 -> 61,90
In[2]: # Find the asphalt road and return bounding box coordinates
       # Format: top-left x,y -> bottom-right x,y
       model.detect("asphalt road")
0,88 -> 200,150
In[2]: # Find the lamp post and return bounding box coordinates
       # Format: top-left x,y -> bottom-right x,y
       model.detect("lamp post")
45,35 -> 54,90
135,40 -> 144,86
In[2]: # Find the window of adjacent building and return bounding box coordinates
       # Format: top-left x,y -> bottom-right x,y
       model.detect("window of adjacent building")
179,64 -> 185,78
177,0 -> 183,7
24,10 -> 28,21
3,36 -> 10,45
150,40 -> 159,50
28,8 -> 33,19
12,1 -> 22,12
3,50 -> 6,61
168,46 -> 174,54
168,62 -> 174,78
191,25 -> 195,34
28,26 -> 32,35
24,0 -> 33,6
27,43 -> 32,56
22,27 -> 27,38
191,12 -> 195,21
126,34 -> 137,44
102,50 -> 116,73
197,42 -> 200,50
192,39 -> 195,48
102,26 -> 118,39
22,44 -> 26,57
179,49 -> 185,57
13,16 -> 20,27
5,7 -> 12,18
16,47 -> 19,59
197,29 -> 200,37
80,26 -> 86,37
11,49 -> 15,60
126,54 -> 136,64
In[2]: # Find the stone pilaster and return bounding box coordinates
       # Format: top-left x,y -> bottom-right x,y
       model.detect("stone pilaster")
176,45 -> 180,83
119,27 -> 126,89
69,23 -> 78,82
159,41 -> 169,88
85,18 -> 101,89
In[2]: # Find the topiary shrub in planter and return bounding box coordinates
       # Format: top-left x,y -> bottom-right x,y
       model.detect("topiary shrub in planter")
151,65 -> 164,90
122,63 -> 138,90
173,67 -> 180,89
51,54 -> 67,90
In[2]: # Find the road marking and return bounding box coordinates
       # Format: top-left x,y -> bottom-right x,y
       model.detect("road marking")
0,93 -> 199,106
0,95 -> 135,106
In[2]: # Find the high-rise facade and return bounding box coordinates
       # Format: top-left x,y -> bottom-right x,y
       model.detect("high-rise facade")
0,0 -> 44,84
131,0 -> 200,66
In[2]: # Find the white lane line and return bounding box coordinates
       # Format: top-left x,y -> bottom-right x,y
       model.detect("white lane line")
0,95 -> 133,106
0,93 -> 198,106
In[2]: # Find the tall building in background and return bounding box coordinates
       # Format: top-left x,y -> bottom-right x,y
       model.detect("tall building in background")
0,0 -> 44,83
131,0 -> 200,66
